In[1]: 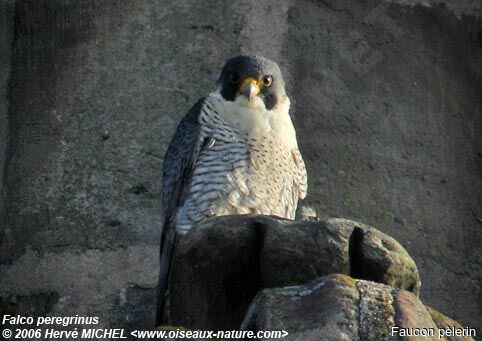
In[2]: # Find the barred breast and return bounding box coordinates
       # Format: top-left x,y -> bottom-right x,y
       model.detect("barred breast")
175,95 -> 306,234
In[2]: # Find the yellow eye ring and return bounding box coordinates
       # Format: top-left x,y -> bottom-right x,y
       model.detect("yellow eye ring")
262,75 -> 273,86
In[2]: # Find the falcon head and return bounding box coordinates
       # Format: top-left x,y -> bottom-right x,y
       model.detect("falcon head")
216,55 -> 287,111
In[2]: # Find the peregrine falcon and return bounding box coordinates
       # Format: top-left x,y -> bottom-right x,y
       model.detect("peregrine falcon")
156,55 -> 307,325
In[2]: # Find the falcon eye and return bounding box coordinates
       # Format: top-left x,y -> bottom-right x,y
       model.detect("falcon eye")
229,72 -> 240,84
262,75 -> 273,86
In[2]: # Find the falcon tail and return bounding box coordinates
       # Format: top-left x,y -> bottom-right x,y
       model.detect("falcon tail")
155,219 -> 177,326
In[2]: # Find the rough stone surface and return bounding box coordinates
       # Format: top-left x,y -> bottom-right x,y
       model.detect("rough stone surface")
242,274 -> 475,341
388,0 -> 482,18
168,215 -> 420,329
0,0 -> 14,232
0,0 -> 480,333
393,289 -> 439,335
0,246 -> 158,330
243,275 -> 360,340
427,306 -> 474,341
282,2 -> 482,331
347,220 -> 421,294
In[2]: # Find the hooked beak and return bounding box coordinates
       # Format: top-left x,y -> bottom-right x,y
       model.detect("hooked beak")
239,77 -> 260,101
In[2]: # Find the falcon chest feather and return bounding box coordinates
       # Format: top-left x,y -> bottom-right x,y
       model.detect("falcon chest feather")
177,92 -> 306,228
212,92 -> 298,150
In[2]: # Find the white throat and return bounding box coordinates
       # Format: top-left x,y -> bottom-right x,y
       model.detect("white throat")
208,91 -> 299,149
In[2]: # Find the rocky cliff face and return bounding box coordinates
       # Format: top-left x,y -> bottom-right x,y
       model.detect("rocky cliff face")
166,215 -> 471,340
167,216 -> 421,329
242,274 -> 471,341
0,0 -> 14,235
0,0 -> 480,337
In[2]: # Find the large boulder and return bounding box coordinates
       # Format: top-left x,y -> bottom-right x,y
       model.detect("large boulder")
167,215 -> 420,329
241,274 -> 474,341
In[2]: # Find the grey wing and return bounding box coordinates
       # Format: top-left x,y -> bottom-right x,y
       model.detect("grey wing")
161,98 -> 206,228
156,98 -> 206,325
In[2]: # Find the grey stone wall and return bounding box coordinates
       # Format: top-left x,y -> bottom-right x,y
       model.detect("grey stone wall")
0,0 -> 480,334
0,0 -> 14,229
389,0 -> 482,18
